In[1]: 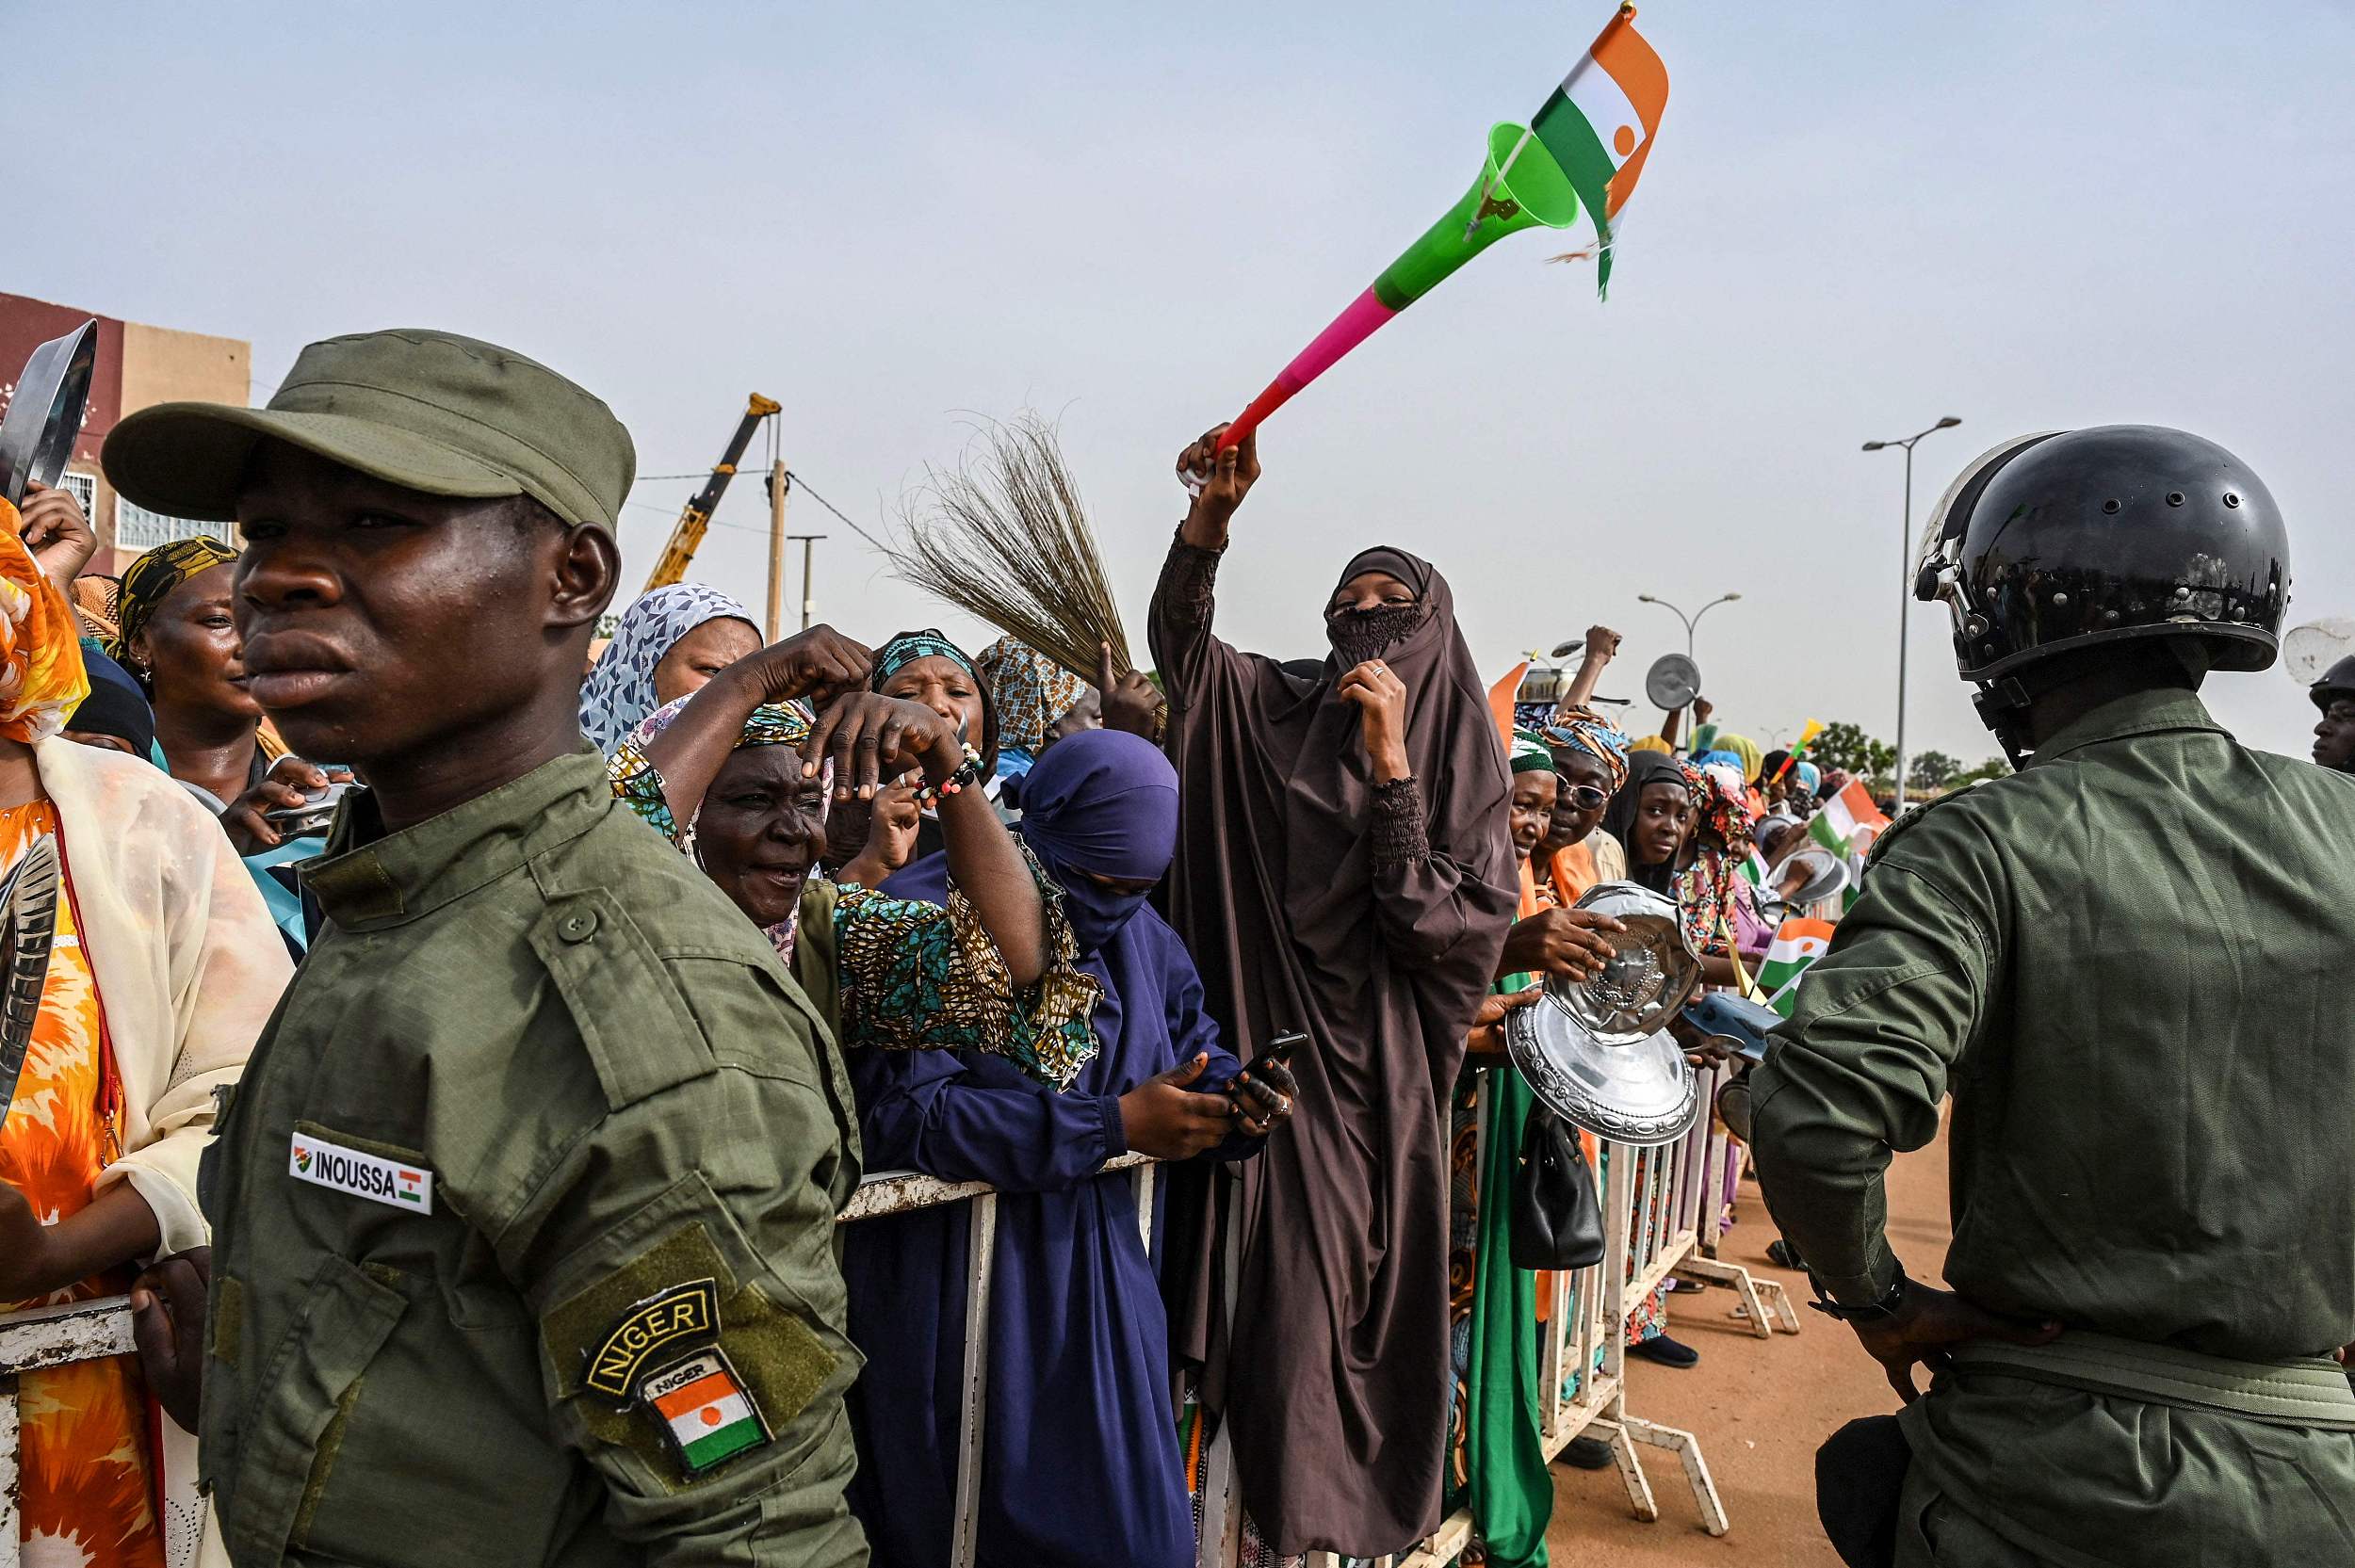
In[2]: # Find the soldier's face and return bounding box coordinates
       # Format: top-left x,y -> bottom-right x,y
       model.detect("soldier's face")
695,746 -> 830,929
2314,698 -> 2355,772
233,442 -> 607,772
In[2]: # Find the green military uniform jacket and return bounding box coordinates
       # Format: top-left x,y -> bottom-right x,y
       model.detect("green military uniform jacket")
199,752 -> 869,1567
1752,687 -> 2355,1566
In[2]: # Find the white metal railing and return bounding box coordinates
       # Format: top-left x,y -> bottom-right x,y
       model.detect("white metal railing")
0,1074 -> 1795,1568
0,1295 -> 139,1567
836,1151 -> 1160,1568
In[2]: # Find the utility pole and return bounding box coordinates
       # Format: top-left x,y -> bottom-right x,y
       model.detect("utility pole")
788,534 -> 826,631
765,460 -> 789,641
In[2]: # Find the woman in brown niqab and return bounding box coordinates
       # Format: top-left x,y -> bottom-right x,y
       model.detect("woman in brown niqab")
1149,428 -> 1518,1557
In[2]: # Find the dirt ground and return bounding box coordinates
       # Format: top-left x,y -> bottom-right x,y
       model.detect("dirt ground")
1543,1131 -> 1952,1566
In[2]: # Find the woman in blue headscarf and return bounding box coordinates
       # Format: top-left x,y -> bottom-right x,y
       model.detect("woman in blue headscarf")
844,729 -> 1294,1568
577,583 -> 760,754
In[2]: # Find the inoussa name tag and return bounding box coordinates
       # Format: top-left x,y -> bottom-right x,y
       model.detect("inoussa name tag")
288,1131 -> 433,1214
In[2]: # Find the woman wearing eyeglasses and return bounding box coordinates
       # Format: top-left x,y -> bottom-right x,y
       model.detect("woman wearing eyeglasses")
1535,704 -> 1631,902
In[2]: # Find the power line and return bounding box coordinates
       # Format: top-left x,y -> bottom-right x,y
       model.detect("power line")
783,471 -> 891,553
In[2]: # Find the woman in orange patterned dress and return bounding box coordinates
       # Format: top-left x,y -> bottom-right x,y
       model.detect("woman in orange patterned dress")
0,501 -> 289,1567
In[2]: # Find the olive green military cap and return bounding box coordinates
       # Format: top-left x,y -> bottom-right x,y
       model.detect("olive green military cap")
104,328 -> 635,529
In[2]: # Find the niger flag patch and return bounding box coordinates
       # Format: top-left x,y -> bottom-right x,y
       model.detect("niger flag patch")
641,1349 -> 771,1475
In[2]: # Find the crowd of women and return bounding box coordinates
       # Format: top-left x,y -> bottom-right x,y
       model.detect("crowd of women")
0,422 -> 1849,1568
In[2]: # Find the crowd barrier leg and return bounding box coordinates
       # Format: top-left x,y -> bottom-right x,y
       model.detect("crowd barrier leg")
949,1192 -> 999,1568
1669,1067 -> 1801,1336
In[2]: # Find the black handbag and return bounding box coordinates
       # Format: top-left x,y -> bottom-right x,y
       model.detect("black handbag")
1510,1101 -> 1605,1270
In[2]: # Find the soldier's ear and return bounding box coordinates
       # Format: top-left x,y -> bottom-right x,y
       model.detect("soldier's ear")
548,522 -> 620,634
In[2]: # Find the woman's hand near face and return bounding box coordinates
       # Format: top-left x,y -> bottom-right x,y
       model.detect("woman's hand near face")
16,479 -> 98,593
836,782 -> 922,887
1335,659 -> 1410,782
726,625 -> 873,709
803,693 -> 961,800
1176,426 -> 1260,549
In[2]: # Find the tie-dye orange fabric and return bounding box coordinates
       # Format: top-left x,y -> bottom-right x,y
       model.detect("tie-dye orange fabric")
0,502 -> 90,746
0,803 -> 161,1567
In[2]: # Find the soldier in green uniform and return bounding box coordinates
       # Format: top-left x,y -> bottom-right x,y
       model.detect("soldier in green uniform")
1750,426 -> 2355,1568
103,329 -> 874,1565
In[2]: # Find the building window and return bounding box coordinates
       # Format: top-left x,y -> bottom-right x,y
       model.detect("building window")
116,495 -> 233,554
57,470 -> 97,524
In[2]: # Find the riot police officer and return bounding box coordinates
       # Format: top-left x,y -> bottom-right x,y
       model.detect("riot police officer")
1751,426 -> 2355,1567
2312,654 -> 2355,772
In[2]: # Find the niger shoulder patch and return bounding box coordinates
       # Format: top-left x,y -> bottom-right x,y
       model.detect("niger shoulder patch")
584,1278 -> 720,1403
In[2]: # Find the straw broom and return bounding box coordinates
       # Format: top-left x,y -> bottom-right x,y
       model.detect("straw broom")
884,414 -> 1134,680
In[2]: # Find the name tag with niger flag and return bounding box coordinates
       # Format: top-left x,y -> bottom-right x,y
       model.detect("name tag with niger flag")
289,1131 -> 433,1213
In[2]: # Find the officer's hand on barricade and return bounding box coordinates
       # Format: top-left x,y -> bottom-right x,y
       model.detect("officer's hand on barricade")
1850,1281 -> 2059,1404
131,1247 -> 210,1433
1499,907 -> 1625,983
1119,1054 -> 1238,1159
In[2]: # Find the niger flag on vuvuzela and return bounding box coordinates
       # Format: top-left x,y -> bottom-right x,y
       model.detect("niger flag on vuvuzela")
1528,4 -> 1669,294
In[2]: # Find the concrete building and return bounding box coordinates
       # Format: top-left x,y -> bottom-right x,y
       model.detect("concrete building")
0,291 -> 249,574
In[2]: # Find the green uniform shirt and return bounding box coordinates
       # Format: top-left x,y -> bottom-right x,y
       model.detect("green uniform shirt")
1752,687 -> 2355,1564
198,752 -> 869,1567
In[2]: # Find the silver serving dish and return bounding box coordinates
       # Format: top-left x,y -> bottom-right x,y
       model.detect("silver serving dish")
1505,881 -> 1703,1146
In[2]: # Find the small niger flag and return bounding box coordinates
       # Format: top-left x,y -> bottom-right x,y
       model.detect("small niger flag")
1758,915 -> 1836,1018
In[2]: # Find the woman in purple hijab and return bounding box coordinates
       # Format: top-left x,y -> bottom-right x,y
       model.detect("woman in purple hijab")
843,729 -> 1294,1568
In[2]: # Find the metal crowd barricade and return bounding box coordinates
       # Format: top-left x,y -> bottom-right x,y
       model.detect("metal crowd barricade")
0,1295 -> 139,1565
0,1158 -> 1163,1568
0,1072 -> 1794,1568
837,1151 -> 1161,1568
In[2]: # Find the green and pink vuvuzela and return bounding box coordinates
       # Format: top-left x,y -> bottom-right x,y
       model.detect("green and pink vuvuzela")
1217,3 -> 1668,452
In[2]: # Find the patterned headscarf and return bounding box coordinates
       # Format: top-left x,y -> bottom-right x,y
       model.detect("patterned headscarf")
1541,704 -> 1632,795
1508,727 -> 1555,775
871,628 -> 999,773
110,536 -> 238,669
976,636 -> 1090,755
0,501 -> 90,745
622,694 -> 826,961
578,584 -> 757,754
1673,757 -> 1755,956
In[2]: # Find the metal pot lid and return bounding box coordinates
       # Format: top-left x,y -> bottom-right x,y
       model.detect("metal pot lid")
1749,846 -> 1851,923
1506,1008 -> 1698,1147
1538,881 -> 1701,1043
1643,653 -> 1700,711
1506,881 -> 1703,1146
0,320 -> 99,509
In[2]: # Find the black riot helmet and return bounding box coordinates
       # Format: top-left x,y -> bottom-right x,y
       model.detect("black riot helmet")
1914,426 -> 2289,757
2314,655 -> 2355,713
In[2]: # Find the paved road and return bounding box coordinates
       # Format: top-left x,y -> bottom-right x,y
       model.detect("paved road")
1543,1124 -> 1952,1565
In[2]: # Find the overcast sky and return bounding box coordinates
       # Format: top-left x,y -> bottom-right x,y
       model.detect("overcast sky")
24,0 -> 2353,763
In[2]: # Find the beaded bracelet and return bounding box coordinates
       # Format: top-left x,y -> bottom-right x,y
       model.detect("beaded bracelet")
914,743 -> 986,807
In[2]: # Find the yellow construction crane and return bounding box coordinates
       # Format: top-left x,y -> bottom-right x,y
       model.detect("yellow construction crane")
642,393 -> 783,591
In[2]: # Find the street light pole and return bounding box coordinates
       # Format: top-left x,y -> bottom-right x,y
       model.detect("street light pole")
1861,416 -> 1961,811
1636,590 -> 1741,740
